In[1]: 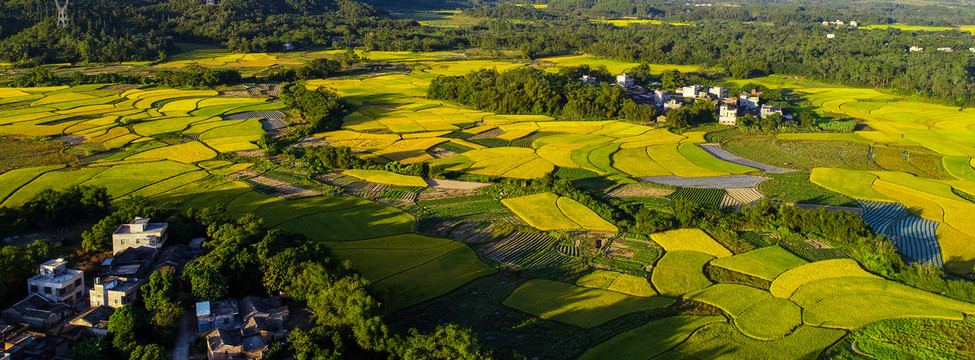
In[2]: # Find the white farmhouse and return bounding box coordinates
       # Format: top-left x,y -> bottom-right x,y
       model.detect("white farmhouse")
28,258 -> 85,305
112,217 -> 168,255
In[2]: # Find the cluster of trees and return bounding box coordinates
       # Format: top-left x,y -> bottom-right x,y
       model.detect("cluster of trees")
281,82 -> 354,132
0,240 -> 50,306
664,100 -> 716,128
267,58 -> 344,82
178,208 -> 491,358
84,268 -> 183,360
0,0 -> 404,64
539,0 -> 975,27
2,65 -> 240,89
5,67 -> 146,87
299,145 -> 435,178
428,66 -> 657,122
153,65 -> 241,88
0,185 -> 110,238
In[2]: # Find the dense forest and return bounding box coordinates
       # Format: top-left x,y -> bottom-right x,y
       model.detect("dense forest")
1,0 -> 975,104
428,66 -> 657,121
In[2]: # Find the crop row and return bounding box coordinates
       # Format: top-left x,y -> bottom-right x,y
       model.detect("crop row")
718,194 -> 743,209
555,244 -> 580,257
484,232 -> 556,265
520,250 -> 574,269
669,188 -> 726,208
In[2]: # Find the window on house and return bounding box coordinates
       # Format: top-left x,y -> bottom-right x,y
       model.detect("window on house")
75,278 -> 82,287
44,287 -> 52,294
30,285 -> 38,292
58,288 -> 66,296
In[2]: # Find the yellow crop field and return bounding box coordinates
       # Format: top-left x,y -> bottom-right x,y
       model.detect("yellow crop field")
126,141 -> 217,163
502,192 -> 617,231
576,271 -> 657,297
31,92 -> 97,106
343,169 -> 428,187
769,259 -> 880,298
502,192 -> 582,231
650,229 -> 733,258
556,197 -> 618,232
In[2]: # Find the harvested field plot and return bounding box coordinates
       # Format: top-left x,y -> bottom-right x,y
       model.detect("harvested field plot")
502,279 -> 675,328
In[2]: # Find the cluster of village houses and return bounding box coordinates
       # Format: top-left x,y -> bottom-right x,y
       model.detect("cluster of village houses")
2,218 -> 285,360
604,73 -> 787,125
819,19 -> 975,53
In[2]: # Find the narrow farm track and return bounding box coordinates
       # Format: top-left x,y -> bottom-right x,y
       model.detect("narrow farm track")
857,200 -> 945,267
698,144 -> 796,173
640,175 -> 770,189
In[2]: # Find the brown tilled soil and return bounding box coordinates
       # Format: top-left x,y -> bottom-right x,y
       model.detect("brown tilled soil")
248,176 -> 319,198
606,183 -> 674,198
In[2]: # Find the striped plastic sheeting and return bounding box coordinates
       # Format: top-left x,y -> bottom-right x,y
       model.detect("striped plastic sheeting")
857,200 -> 943,267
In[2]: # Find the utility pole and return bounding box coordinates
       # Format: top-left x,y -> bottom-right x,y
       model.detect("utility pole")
54,0 -> 69,28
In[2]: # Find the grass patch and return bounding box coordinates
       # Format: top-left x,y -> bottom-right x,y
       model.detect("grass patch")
759,172 -> 857,207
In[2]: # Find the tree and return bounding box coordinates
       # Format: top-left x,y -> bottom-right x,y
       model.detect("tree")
141,268 -> 183,342
399,325 -> 493,360
183,263 -> 229,301
129,344 -> 167,360
798,111 -> 817,128
665,107 -> 691,128
108,305 -> 147,357
68,337 -> 108,360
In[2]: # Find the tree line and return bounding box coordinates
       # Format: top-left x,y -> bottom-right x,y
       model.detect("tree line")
428,66 -> 657,122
